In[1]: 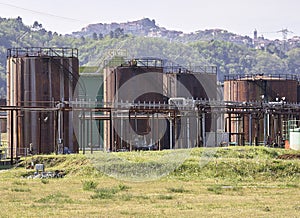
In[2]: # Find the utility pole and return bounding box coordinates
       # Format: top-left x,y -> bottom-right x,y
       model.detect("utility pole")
277,28 -> 294,52
277,28 -> 293,41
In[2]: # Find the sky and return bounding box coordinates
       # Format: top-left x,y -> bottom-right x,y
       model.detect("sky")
0,0 -> 299,39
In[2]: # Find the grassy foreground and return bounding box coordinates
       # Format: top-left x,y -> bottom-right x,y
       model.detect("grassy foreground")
0,146 -> 300,218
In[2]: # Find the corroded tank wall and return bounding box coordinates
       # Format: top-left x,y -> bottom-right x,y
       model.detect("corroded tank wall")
7,50 -> 79,155
105,66 -> 165,103
104,61 -> 218,150
224,78 -> 297,103
0,99 -> 7,133
297,84 -> 300,103
104,64 -> 166,151
163,72 -> 217,145
224,75 -> 298,145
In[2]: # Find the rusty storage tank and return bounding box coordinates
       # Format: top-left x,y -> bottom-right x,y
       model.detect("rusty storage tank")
163,66 -> 217,147
104,58 -> 166,151
0,99 -> 7,134
7,47 -> 79,155
224,74 -> 298,145
297,84 -> 300,103
104,60 -> 218,150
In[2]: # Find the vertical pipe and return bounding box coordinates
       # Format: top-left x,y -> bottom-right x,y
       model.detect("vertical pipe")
82,109 -> 85,154
214,113 -> 218,147
10,110 -> 14,165
58,110 -> 61,149
196,110 -> 199,147
264,112 -> 267,146
38,112 -> 42,154
242,114 -> 245,146
109,110 -> 113,152
129,112 -> 132,152
0,119 -> 2,148
120,111 -> 123,149
199,112 -> 203,147
90,110 -> 93,154
98,118 -> 101,150
249,113 -> 252,146
174,112 -> 177,149
79,112 -> 82,152
228,113 -> 232,143
267,113 -> 270,138
169,116 -> 173,149
54,110 -> 57,154
187,116 -> 190,148
151,113 -> 154,146
202,113 -> 206,147
157,113 -> 160,151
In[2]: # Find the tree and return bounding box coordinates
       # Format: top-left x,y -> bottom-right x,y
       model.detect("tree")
286,48 -> 300,74
92,32 -> 98,40
253,51 -> 287,74
109,31 -> 114,38
114,28 -> 124,38
32,21 -> 42,30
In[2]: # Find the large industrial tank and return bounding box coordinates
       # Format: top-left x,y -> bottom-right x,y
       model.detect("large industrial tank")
104,60 -> 218,150
7,48 -> 79,155
104,58 -> 166,151
224,74 -> 298,103
224,74 -> 298,145
105,58 -> 165,103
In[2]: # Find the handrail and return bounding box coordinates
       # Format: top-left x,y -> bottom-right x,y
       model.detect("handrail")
224,73 -> 299,81
7,47 -> 78,58
104,57 -> 217,74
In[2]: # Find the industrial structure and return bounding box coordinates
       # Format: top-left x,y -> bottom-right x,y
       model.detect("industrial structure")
2,47 -> 300,163
101,58 -> 217,151
6,47 -> 79,156
224,74 -> 299,146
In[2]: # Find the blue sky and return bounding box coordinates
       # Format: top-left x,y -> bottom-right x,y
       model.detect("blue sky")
0,0 -> 299,39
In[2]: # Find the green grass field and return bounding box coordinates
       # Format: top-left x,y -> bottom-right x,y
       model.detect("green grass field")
0,146 -> 300,218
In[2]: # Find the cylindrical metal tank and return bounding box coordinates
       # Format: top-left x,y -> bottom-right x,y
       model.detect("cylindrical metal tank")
104,59 -> 218,150
224,74 -> 298,103
7,48 -> 79,155
224,74 -> 298,145
104,58 -> 167,151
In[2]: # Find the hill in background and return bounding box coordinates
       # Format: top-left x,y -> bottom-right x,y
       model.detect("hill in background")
1,17 -> 300,97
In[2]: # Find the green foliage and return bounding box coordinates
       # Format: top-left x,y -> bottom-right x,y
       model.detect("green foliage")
12,180 -> 27,186
157,195 -> 173,200
118,183 -> 130,191
120,193 -> 133,201
11,187 -> 31,192
82,180 -> 98,191
41,179 -> 49,184
207,184 -> 223,194
89,184 -> 131,199
36,193 -> 74,204
1,17 -> 300,98
167,187 -> 189,193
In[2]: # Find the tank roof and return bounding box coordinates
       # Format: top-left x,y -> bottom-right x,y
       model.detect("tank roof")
105,57 -> 217,74
224,74 -> 299,81
7,47 -> 78,58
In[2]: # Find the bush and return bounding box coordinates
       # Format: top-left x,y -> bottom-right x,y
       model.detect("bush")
82,180 -> 98,191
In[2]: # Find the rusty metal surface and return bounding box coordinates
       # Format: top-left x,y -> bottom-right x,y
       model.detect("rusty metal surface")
104,63 -> 218,150
224,78 -> 297,103
224,77 -> 298,145
7,55 -> 79,155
